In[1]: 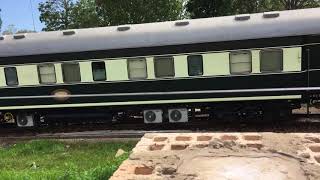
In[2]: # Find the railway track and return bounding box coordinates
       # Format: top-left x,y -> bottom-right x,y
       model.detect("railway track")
0,114 -> 320,140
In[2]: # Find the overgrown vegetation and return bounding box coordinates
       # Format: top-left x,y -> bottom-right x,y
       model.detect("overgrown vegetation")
0,140 -> 136,180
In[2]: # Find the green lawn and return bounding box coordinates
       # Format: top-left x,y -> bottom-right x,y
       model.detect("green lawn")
0,140 -> 137,180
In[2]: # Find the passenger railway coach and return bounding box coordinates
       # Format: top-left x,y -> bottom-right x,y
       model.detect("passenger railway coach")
0,8 -> 320,127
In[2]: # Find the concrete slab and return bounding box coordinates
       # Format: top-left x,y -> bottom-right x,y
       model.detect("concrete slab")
178,155 -> 306,180
111,133 -> 320,180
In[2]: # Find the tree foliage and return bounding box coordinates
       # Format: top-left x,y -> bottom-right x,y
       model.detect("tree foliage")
279,0 -> 319,9
72,0 -> 100,28
232,0 -> 268,14
185,0 -> 320,19
186,0 -> 233,18
96,0 -> 184,26
16,29 -> 37,34
2,24 -> 36,35
38,0 -> 184,31
38,0 -> 320,31
38,0 -> 76,31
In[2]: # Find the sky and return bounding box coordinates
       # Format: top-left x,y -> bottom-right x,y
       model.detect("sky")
0,0 -> 45,33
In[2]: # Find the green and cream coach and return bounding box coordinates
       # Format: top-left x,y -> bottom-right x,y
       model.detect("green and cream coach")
0,8 -> 319,127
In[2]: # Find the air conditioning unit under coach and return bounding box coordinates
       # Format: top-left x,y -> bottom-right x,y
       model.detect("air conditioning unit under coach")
16,114 -> 35,127
143,109 -> 163,124
169,108 -> 188,123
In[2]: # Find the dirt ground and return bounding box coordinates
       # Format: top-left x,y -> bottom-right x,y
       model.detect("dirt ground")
111,133 -> 320,180
293,104 -> 320,114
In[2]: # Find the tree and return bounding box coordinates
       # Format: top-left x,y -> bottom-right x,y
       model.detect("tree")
16,29 -> 37,34
246,0 -> 320,12
95,0 -> 184,26
232,0 -> 263,14
2,24 -> 17,35
2,25 -> 36,35
38,0 -> 75,31
185,0 -> 319,19
185,0 -> 234,18
38,0 -> 320,32
0,9 -> 2,32
279,0 -> 319,9
72,0 -> 100,28
39,0 -> 184,31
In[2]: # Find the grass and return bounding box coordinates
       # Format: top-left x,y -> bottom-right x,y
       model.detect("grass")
0,140 -> 137,180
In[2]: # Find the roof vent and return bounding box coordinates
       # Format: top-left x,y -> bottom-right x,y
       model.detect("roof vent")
263,11 -> 280,18
117,26 -> 130,31
13,34 -> 26,40
63,30 -> 76,36
175,21 -> 189,26
0,36 -> 4,41
235,14 -> 250,21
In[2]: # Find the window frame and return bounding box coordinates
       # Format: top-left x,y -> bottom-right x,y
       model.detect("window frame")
62,62 -> 81,83
4,66 -> 19,86
91,61 -> 107,81
260,48 -> 283,73
127,58 -> 148,80
229,50 -> 252,75
37,63 -> 57,84
187,55 -> 204,76
154,56 -> 175,78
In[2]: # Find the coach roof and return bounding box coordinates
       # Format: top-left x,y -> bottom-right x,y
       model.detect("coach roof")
0,8 -> 320,58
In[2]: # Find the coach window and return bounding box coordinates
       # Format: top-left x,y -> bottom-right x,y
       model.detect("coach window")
230,51 -> 252,74
128,58 -> 147,79
154,56 -> 175,78
38,64 -> 56,84
92,61 -> 106,81
260,49 -> 283,72
62,62 -> 81,83
4,67 -> 18,86
188,55 -> 203,76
